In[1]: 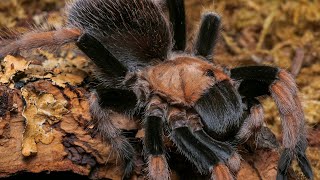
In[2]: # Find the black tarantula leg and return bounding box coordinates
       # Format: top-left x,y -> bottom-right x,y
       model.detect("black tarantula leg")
76,33 -> 128,77
89,92 -> 135,178
166,0 -> 186,51
95,85 -> 137,113
231,66 -> 313,180
168,107 -> 237,180
144,96 -> 169,180
193,12 -> 221,61
0,28 -> 81,58
186,112 -> 241,174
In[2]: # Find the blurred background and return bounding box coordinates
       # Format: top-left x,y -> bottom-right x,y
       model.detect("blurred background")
0,0 -> 319,179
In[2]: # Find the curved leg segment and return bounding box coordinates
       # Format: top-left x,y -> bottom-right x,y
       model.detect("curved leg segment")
193,80 -> 243,141
231,66 -> 313,180
271,74 -> 312,179
235,98 -> 264,143
235,98 -> 279,151
168,107 -> 238,180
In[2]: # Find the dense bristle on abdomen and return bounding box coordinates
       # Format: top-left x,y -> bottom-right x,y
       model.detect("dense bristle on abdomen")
67,0 -> 172,70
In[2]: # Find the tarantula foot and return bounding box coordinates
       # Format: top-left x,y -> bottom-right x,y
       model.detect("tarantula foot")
297,153 -> 314,180
211,164 -> 234,180
277,148 -> 313,180
147,155 -> 169,180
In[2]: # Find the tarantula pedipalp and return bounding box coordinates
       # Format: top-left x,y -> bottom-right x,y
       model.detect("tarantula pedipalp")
0,0 -> 313,180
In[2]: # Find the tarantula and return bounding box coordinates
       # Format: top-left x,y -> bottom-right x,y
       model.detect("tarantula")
0,0 -> 313,179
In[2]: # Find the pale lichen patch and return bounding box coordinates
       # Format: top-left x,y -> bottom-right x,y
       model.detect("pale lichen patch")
26,50 -> 89,88
0,55 -> 29,84
21,88 -> 68,157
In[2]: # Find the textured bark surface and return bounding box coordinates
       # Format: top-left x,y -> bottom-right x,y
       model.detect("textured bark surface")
0,0 -> 319,180
0,81 -> 123,179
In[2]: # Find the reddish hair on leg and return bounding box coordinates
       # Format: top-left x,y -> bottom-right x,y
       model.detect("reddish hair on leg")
0,28 -> 81,58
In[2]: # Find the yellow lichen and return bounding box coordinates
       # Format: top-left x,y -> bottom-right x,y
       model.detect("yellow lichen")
26,50 -> 89,88
21,88 -> 68,157
0,55 -> 29,84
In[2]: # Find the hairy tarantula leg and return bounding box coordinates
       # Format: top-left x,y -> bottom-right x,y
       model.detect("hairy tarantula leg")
235,98 -> 279,150
235,98 -> 264,143
231,66 -> 313,180
194,80 -> 243,141
95,85 -> 137,113
166,0 -> 186,51
89,92 -> 135,178
168,108 -> 235,180
76,33 -> 128,77
170,127 -> 235,180
193,12 -> 221,60
144,96 -> 169,180
0,28 -> 81,58
186,112 -> 241,173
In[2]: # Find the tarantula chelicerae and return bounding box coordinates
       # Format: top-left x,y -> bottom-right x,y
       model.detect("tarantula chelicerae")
0,0 -> 313,179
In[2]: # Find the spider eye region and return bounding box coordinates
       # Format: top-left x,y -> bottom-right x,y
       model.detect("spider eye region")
205,70 -> 215,77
